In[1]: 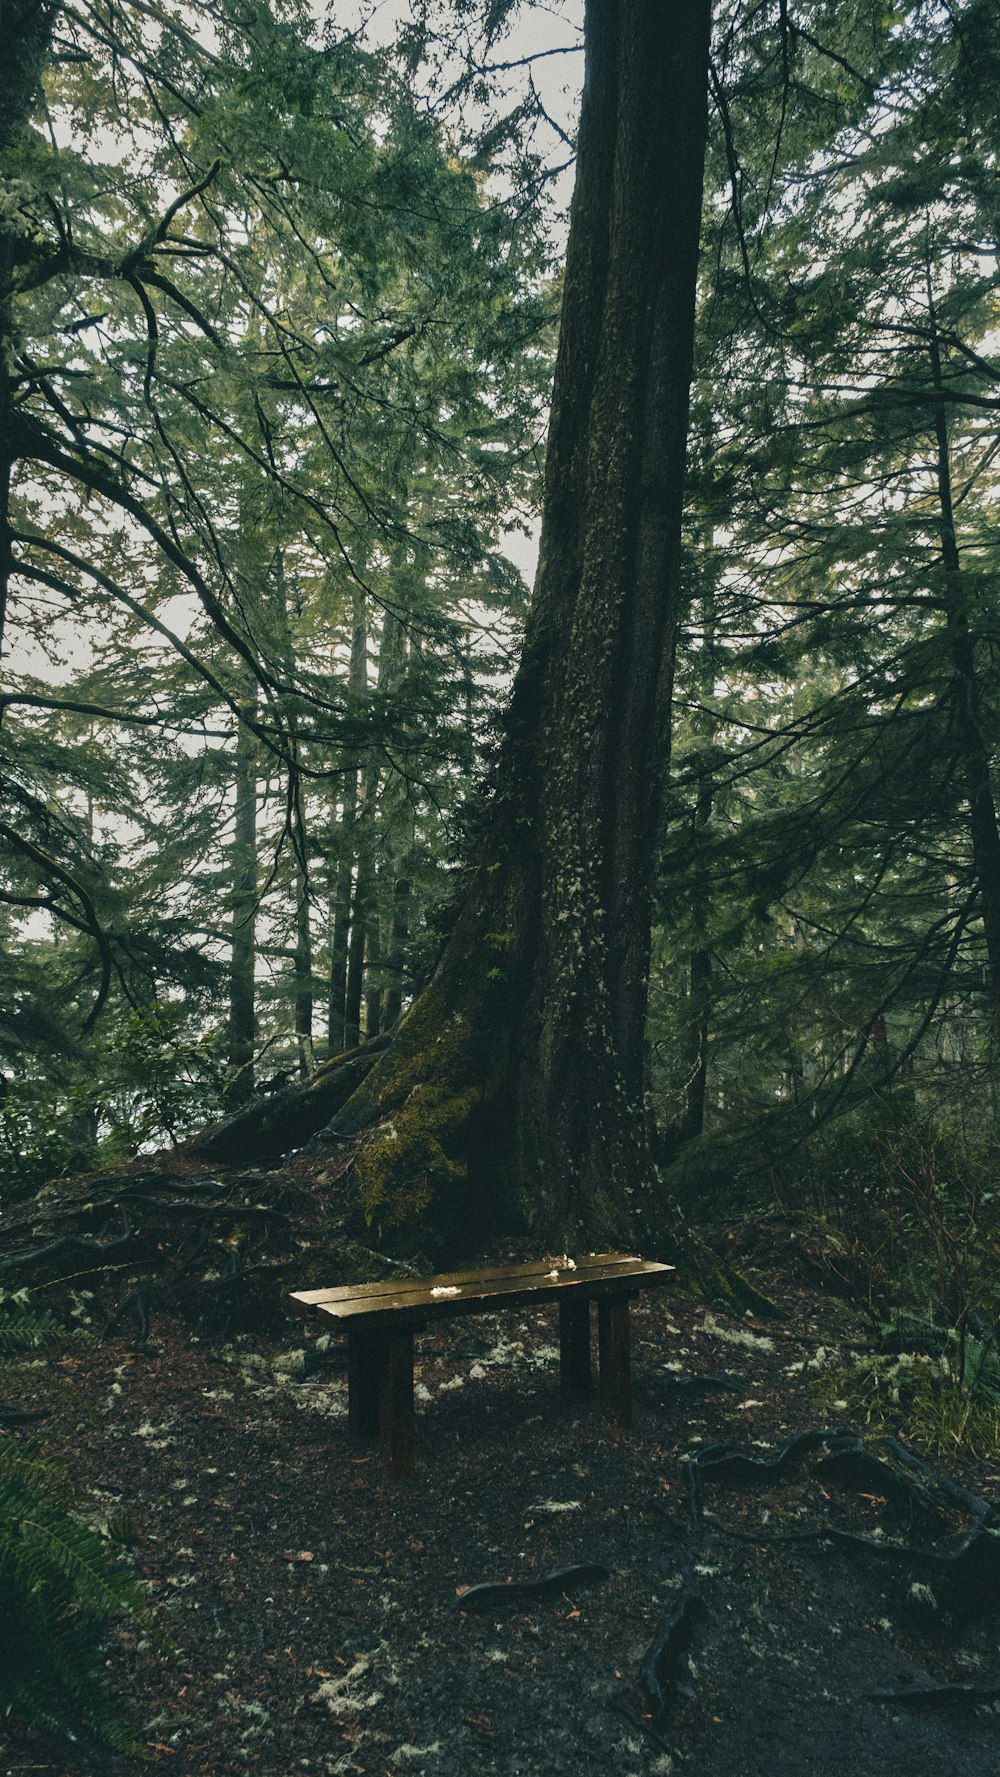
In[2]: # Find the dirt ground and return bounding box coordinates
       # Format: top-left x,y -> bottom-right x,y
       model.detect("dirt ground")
5,1247 -> 1000,1777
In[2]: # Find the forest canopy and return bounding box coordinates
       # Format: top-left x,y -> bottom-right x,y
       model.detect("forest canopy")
2,0 -> 999,1259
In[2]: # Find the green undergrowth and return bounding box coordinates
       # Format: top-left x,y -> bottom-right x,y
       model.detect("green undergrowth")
777,1101 -> 1000,1458
814,1351 -> 1000,1463
0,1290 -> 151,1751
0,1298 -> 67,1355
791,1107 -> 1000,1317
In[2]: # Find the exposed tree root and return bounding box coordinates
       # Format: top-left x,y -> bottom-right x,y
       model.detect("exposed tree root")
192,1037 -> 391,1163
1,1023 -> 774,1339
177,1025 -> 778,1313
866,1675 -> 1000,1707
639,1571 -> 704,1728
644,1205 -> 784,1319
686,1426 -> 1000,1615
456,1564 -> 610,1614
0,1156 -> 349,1340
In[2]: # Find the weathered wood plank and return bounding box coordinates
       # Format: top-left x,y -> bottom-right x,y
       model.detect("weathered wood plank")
290,1252 -> 670,1476
290,1257 -> 673,1328
290,1251 -> 639,1312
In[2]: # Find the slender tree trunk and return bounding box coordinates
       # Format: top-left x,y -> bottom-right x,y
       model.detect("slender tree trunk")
364,885 -> 383,1039
384,872 -> 411,1029
268,545 -> 316,1074
928,304 -> 1000,1015
683,880 -> 713,1141
0,0 -> 59,664
344,764 -> 375,1047
294,858 -> 313,1074
346,606 -> 405,1043
677,556 -> 717,1145
328,805 -> 356,1053
0,256 -> 14,666
227,701 -> 258,1105
328,592 -> 366,1054
371,620 -> 415,1035
325,0 -> 714,1251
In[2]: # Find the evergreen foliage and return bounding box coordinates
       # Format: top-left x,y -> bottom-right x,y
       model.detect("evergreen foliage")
649,0 -> 1000,1200
1,0 -> 552,1151
0,1293 -> 148,1749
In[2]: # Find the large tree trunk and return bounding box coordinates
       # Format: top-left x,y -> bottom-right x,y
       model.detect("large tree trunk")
197,0 -> 729,1287
314,0 -> 714,1251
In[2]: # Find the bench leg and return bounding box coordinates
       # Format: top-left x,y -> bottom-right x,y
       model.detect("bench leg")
348,1329 -> 384,1439
598,1298 -> 632,1433
559,1296 -> 592,1391
378,1330 -> 416,1480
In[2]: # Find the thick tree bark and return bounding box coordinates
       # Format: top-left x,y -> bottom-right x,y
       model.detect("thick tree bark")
315,0 -> 715,1253
191,0 -> 752,1304
193,0 -> 737,1284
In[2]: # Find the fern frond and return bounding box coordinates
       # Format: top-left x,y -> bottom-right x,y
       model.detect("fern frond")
0,1295 -> 148,1750
0,1307 -> 69,1354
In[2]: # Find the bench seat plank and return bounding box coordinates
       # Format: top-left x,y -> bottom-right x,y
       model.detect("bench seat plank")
289,1251 -> 641,1312
290,1255 -> 673,1328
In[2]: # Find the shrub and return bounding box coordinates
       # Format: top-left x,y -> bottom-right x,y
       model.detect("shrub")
0,1291 -> 148,1750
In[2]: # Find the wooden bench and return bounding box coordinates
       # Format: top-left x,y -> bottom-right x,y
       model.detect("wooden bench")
288,1251 -> 674,1478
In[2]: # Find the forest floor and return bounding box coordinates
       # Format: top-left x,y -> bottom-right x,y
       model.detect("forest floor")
5,1206 -> 1000,1777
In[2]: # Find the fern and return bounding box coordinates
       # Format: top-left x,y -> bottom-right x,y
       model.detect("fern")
0,1295 -> 148,1750
0,1306 -> 69,1354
